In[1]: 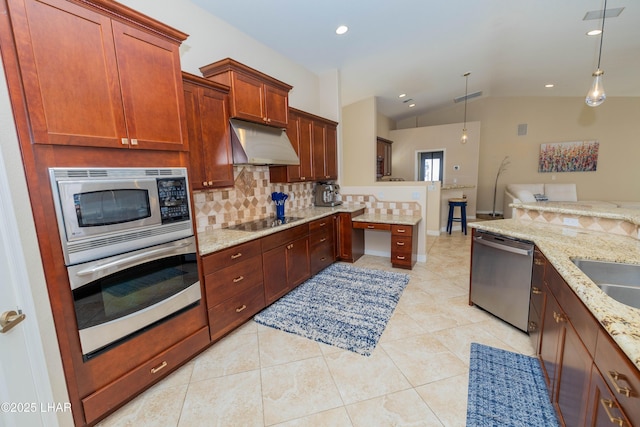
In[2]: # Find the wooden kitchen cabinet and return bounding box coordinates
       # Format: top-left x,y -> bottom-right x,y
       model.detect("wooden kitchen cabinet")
586,363 -> 632,427
336,211 -> 365,263
391,224 -> 417,269
183,72 -> 234,189
270,108 -> 338,183
528,249 -> 547,353
262,224 -> 310,305
309,216 -> 336,275
200,58 -> 291,128
6,0 -> 188,150
201,240 -> 266,341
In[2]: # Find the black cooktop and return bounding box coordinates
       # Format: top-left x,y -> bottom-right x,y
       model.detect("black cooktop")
226,216 -> 305,232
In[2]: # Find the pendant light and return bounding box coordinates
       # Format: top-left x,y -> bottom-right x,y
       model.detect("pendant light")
461,72 -> 470,144
586,0 -> 607,107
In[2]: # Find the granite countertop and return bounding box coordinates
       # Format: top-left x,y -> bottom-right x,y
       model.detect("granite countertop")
352,213 -> 422,226
512,201 -> 640,226
197,204 -> 366,256
469,219 -> 640,370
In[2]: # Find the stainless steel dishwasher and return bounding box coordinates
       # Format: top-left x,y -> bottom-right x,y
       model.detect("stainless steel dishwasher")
470,230 -> 534,332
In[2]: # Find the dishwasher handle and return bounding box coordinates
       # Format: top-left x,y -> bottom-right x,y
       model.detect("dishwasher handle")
473,235 -> 533,256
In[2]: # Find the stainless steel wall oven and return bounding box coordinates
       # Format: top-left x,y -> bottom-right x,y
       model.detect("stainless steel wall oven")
49,167 -> 201,359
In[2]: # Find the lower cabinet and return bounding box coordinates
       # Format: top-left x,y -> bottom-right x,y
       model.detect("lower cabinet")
528,249 -> 546,353
309,216 -> 335,275
391,224 -> 416,269
536,248 -> 639,427
262,224 -> 310,305
336,209 -> 365,262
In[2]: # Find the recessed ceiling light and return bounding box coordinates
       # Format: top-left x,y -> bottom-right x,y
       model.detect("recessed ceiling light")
545,84 -> 555,88
336,25 -> 348,35
399,93 -> 406,98
587,29 -> 602,36
409,103 -> 416,108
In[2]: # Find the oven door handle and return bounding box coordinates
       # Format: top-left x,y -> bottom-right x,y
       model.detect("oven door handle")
75,241 -> 193,277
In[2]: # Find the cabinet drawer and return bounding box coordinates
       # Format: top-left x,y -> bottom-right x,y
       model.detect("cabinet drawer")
202,240 -> 262,275
310,239 -> 334,275
261,224 -> 308,252
82,327 -> 209,425
205,255 -> 263,307
308,216 -> 333,233
392,224 -> 413,236
392,235 -> 412,257
595,329 -> 640,425
309,226 -> 333,247
353,222 -> 391,231
209,283 -> 265,341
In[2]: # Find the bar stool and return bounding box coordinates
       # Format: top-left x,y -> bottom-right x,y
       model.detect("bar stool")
447,198 -> 467,235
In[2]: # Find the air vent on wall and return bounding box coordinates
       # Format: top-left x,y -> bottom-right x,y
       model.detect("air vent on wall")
517,123 -> 528,136
454,91 -> 483,103
583,7 -> 624,20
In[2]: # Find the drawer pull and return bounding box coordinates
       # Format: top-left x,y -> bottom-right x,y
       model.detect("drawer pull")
231,252 -> 242,259
607,371 -> 635,397
233,276 -> 244,283
534,258 -> 545,266
553,311 -> 567,323
320,237 -> 327,242
528,321 -> 538,332
150,361 -> 168,374
397,228 -> 406,233
320,256 -> 326,261
235,305 -> 247,313
600,399 -> 627,426
532,286 -> 543,295
319,222 -> 326,227
367,225 -> 375,229
396,255 -> 406,260
396,241 -> 405,246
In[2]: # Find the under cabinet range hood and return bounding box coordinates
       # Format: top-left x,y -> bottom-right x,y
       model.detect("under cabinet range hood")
229,119 -> 300,165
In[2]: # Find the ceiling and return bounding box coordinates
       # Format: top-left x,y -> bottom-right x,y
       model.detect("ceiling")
190,0 -> 639,121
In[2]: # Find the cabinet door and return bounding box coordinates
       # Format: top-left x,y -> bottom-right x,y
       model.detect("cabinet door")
586,364 -> 632,427
230,72 -> 265,124
284,111 -> 302,181
264,84 -> 289,128
286,236 -> 310,290
298,116 -> 314,181
111,21 -> 187,150
312,122 -> 326,180
539,289 -> 564,399
183,81 -> 205,187
324,124 -> 338,180
263,245 -> 288,305
198,87 -> 233,187
529,249 -> 546,353
9,0 -> 127,147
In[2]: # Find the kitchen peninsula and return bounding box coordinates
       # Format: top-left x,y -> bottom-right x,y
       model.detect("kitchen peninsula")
470,201 -> 640,426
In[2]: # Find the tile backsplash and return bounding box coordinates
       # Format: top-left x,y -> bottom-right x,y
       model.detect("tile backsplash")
192,166 -> 314,233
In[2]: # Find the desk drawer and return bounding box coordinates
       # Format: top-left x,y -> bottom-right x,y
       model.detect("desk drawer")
353,222 -> 391,231
205,255 -> 263,307
392,224 -> 413,236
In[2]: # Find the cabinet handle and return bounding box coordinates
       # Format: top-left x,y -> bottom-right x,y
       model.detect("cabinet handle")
208,181 -> 213,186
121,138 -> 128,145
233,276 -> 244,283
367,225 -> 375,229
231,253 -> 242,259
150,361 -> 168,374
534,258 -> 545,266
320,237 -> 327,242
236,305 -> 247,313
607,371 -> 635,398
600,399 -> 627,426
553,311 -> 567,323
397,228 -> 406,233
396,255 -> 406,260
528,321 -> 538,332
532,287 -> 543,295
287,243 -> 293,250
202,181 -> 208,187
130,138 -> 138,146
319,222 -> 326,227
320,256 -> 326,261
396,241 -> 405,246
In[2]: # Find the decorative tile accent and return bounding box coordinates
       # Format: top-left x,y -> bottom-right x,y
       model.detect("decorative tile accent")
341,194 -> 421,217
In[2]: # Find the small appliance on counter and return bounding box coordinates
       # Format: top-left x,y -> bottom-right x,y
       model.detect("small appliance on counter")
314,181 -> 342,207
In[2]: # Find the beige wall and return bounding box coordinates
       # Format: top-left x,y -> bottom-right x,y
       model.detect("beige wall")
405,97 -> 640,214
341,97 -> 377,186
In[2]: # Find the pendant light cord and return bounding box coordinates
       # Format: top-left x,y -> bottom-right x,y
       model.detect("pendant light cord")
463,72 -> 469,127
597,0 -> 607,69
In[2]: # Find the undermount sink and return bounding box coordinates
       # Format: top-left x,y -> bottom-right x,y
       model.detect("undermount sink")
571,258 -> 640,310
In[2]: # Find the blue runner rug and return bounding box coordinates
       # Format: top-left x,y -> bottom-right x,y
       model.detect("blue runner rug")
466,343 -> 559,426
254,263 -> 409,356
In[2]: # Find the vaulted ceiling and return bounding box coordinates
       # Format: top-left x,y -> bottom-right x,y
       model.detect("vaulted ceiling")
191,0 -> 640,121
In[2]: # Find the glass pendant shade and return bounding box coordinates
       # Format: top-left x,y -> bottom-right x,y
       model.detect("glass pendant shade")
585,69 -> 606,107
460,128 -> 468,144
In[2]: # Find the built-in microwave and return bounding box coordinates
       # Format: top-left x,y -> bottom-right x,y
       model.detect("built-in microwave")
49,167 -> 194,265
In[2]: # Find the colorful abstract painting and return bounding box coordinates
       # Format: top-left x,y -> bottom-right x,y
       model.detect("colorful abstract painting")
538,140 -> 599,173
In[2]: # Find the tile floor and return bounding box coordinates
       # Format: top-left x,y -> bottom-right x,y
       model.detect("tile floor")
97,232 -> 535,427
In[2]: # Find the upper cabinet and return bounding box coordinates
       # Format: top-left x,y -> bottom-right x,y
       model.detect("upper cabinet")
182,72 -> 234,190
200,58 -> 291,128
270,108 -> 338,183
6,0 -> 189,150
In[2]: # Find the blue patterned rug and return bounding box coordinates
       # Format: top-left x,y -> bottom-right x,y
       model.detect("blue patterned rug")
467,343 -> 559,427
254,263 -> 409,356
